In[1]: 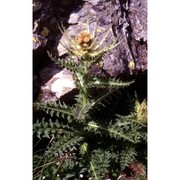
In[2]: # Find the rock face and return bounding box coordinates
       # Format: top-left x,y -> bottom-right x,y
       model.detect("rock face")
33,0 -> 147,101
56,0 -> 147,76
37,64 -> 75,102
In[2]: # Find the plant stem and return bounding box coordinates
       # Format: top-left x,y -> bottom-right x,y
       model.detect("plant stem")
82,143 -> 99,180
82,61 -> 89,108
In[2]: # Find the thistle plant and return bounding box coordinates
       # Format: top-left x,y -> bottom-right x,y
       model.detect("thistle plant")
33,22 -> 147,179
58,21 -> 121,59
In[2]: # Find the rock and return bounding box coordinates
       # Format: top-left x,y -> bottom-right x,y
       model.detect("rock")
33,33 -> 47,51
129,0 -> 147,42
83,0 -> 101,6
56,0 -> 147,76
37,65 -> 76,102
68,13 -> 80,24
57,35 -> 69,57
51,75 -> 75,98
39,63 -> 61,84
33,33 -> 48,70
33,1 -> 43,12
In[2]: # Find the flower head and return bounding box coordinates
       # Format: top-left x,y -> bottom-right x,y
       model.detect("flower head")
58,22 -> 121,60
135,99 -> 147,124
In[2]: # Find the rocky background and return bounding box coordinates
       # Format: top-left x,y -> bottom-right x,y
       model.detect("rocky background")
33,0 -> 147,102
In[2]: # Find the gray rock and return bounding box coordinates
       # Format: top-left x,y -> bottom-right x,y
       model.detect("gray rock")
38,64 -> 75,102
56,0 -> 147,76
129,0 -> 147,42
68,13 -> 80,24
83,0 -> 101,6
33,34 -> 47,50
33,0 -> 42,12
39,63 -> 61,84
50,72 -> 75,98
57,35 -> 69,57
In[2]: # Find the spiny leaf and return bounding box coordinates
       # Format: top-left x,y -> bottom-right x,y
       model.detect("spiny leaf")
87,77 -> 134,89
120,147 -> 137,170
34,101 -> 74,120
